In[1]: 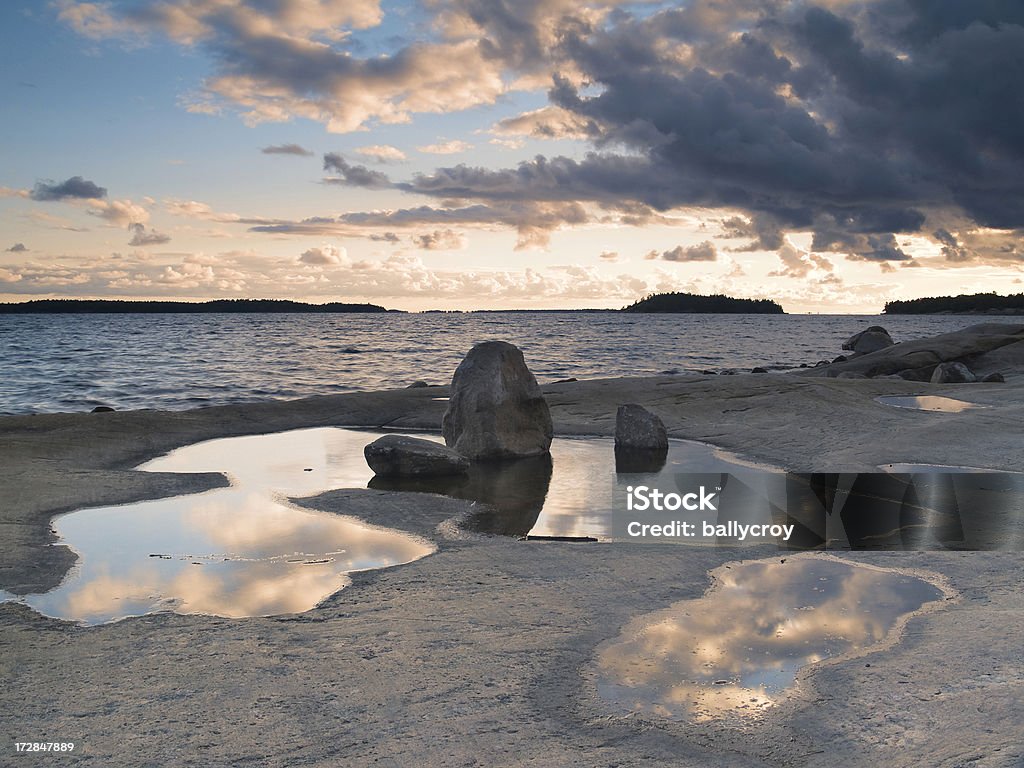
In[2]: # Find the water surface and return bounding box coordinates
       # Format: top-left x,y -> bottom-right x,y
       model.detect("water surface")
8,428 -> 435,625
0,313 -> 979,413
596,555 -> 946,722
877,395 -> 988,413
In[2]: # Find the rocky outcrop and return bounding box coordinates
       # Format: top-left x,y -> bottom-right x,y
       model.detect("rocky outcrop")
442,341 -> 553,461
804,323 -> 1024,380
843,326 -> 894,354
364,435 -> 469,477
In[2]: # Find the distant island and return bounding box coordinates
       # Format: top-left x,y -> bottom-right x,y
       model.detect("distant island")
622,292 -> 785,314
0,293 -> 787,314
0,299 -> 391,314
884,293 -> 1024,315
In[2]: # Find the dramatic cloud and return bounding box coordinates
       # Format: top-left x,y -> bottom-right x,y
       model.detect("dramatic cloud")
251,200 -> 590,249
322,153 -> 391,189
393,2 -> 1024,266
30,176 -> 106,201
492,106 -> 597,141
599,250 -> 619,262
58,0 -> 515,132
128,223 -> 171,246
51,0 -> 1024,287
6,243 -> 27,253
660,242 -> 717,263
261,144 -> 314,157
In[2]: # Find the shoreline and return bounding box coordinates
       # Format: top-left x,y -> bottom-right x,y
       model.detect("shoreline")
3,370 -> 1023,594
3,349 -> 1024,765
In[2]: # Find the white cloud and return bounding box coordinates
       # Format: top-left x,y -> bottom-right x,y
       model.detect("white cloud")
354,145 -> 407,163
299,245 -> 348,266
416,139 -> 472,155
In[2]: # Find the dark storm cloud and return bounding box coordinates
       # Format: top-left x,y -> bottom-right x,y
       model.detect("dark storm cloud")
403,1 -> 1024,265
261,143 -> 314,157
30,176 -> 107,201
323,153 -> 392,189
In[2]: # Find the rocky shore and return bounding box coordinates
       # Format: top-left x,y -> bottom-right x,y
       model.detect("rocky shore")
2,323 -> 1023,766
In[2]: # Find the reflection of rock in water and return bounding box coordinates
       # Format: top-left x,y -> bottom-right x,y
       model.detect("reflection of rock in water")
614,446 -> 668,473
369,454 -> 554,537
783,472 -> 968,550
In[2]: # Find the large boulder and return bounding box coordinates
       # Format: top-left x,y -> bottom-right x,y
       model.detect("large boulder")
842,326 -> 894,354
615,404 -> 668,451
442,341 -> 553,461
364,435 -> 470,477
930,362 -> 976,384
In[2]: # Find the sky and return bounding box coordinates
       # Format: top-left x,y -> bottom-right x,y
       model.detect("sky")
1,0 -> 1022,313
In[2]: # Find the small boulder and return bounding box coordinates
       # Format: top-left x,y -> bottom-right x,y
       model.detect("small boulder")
405,380 -> 429,389
930,361 -> 976,384
843,326 -> 894,354
751,367 -> 768,374
615,404 -> 668,452
90,406 -> 115,413
364,435 -> 470,477
442,341 -> 553,461
981,372 -> 1006,383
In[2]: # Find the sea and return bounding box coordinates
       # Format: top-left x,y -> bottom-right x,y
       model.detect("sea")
0,312 -> 982,415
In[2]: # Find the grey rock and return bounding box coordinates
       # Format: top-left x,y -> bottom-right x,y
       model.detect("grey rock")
803,323 -> 1024,379
751,367 -> 768,374
843,326 -> 895,354
405,380 -> 429,389
981,372 -> 1006,383
364,435 -> 470,477
615,404 -> 668,452
90,406 -> 115,413
836,372 -> 869,379
930,361 -> 976,384
442,341 -> 553,461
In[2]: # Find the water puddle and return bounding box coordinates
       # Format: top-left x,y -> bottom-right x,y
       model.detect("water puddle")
596,555 -> 948,722
368,435 -> 763,539
877,395 -> 987,412
7,428 -> 434,625
4,428 -> 764,624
